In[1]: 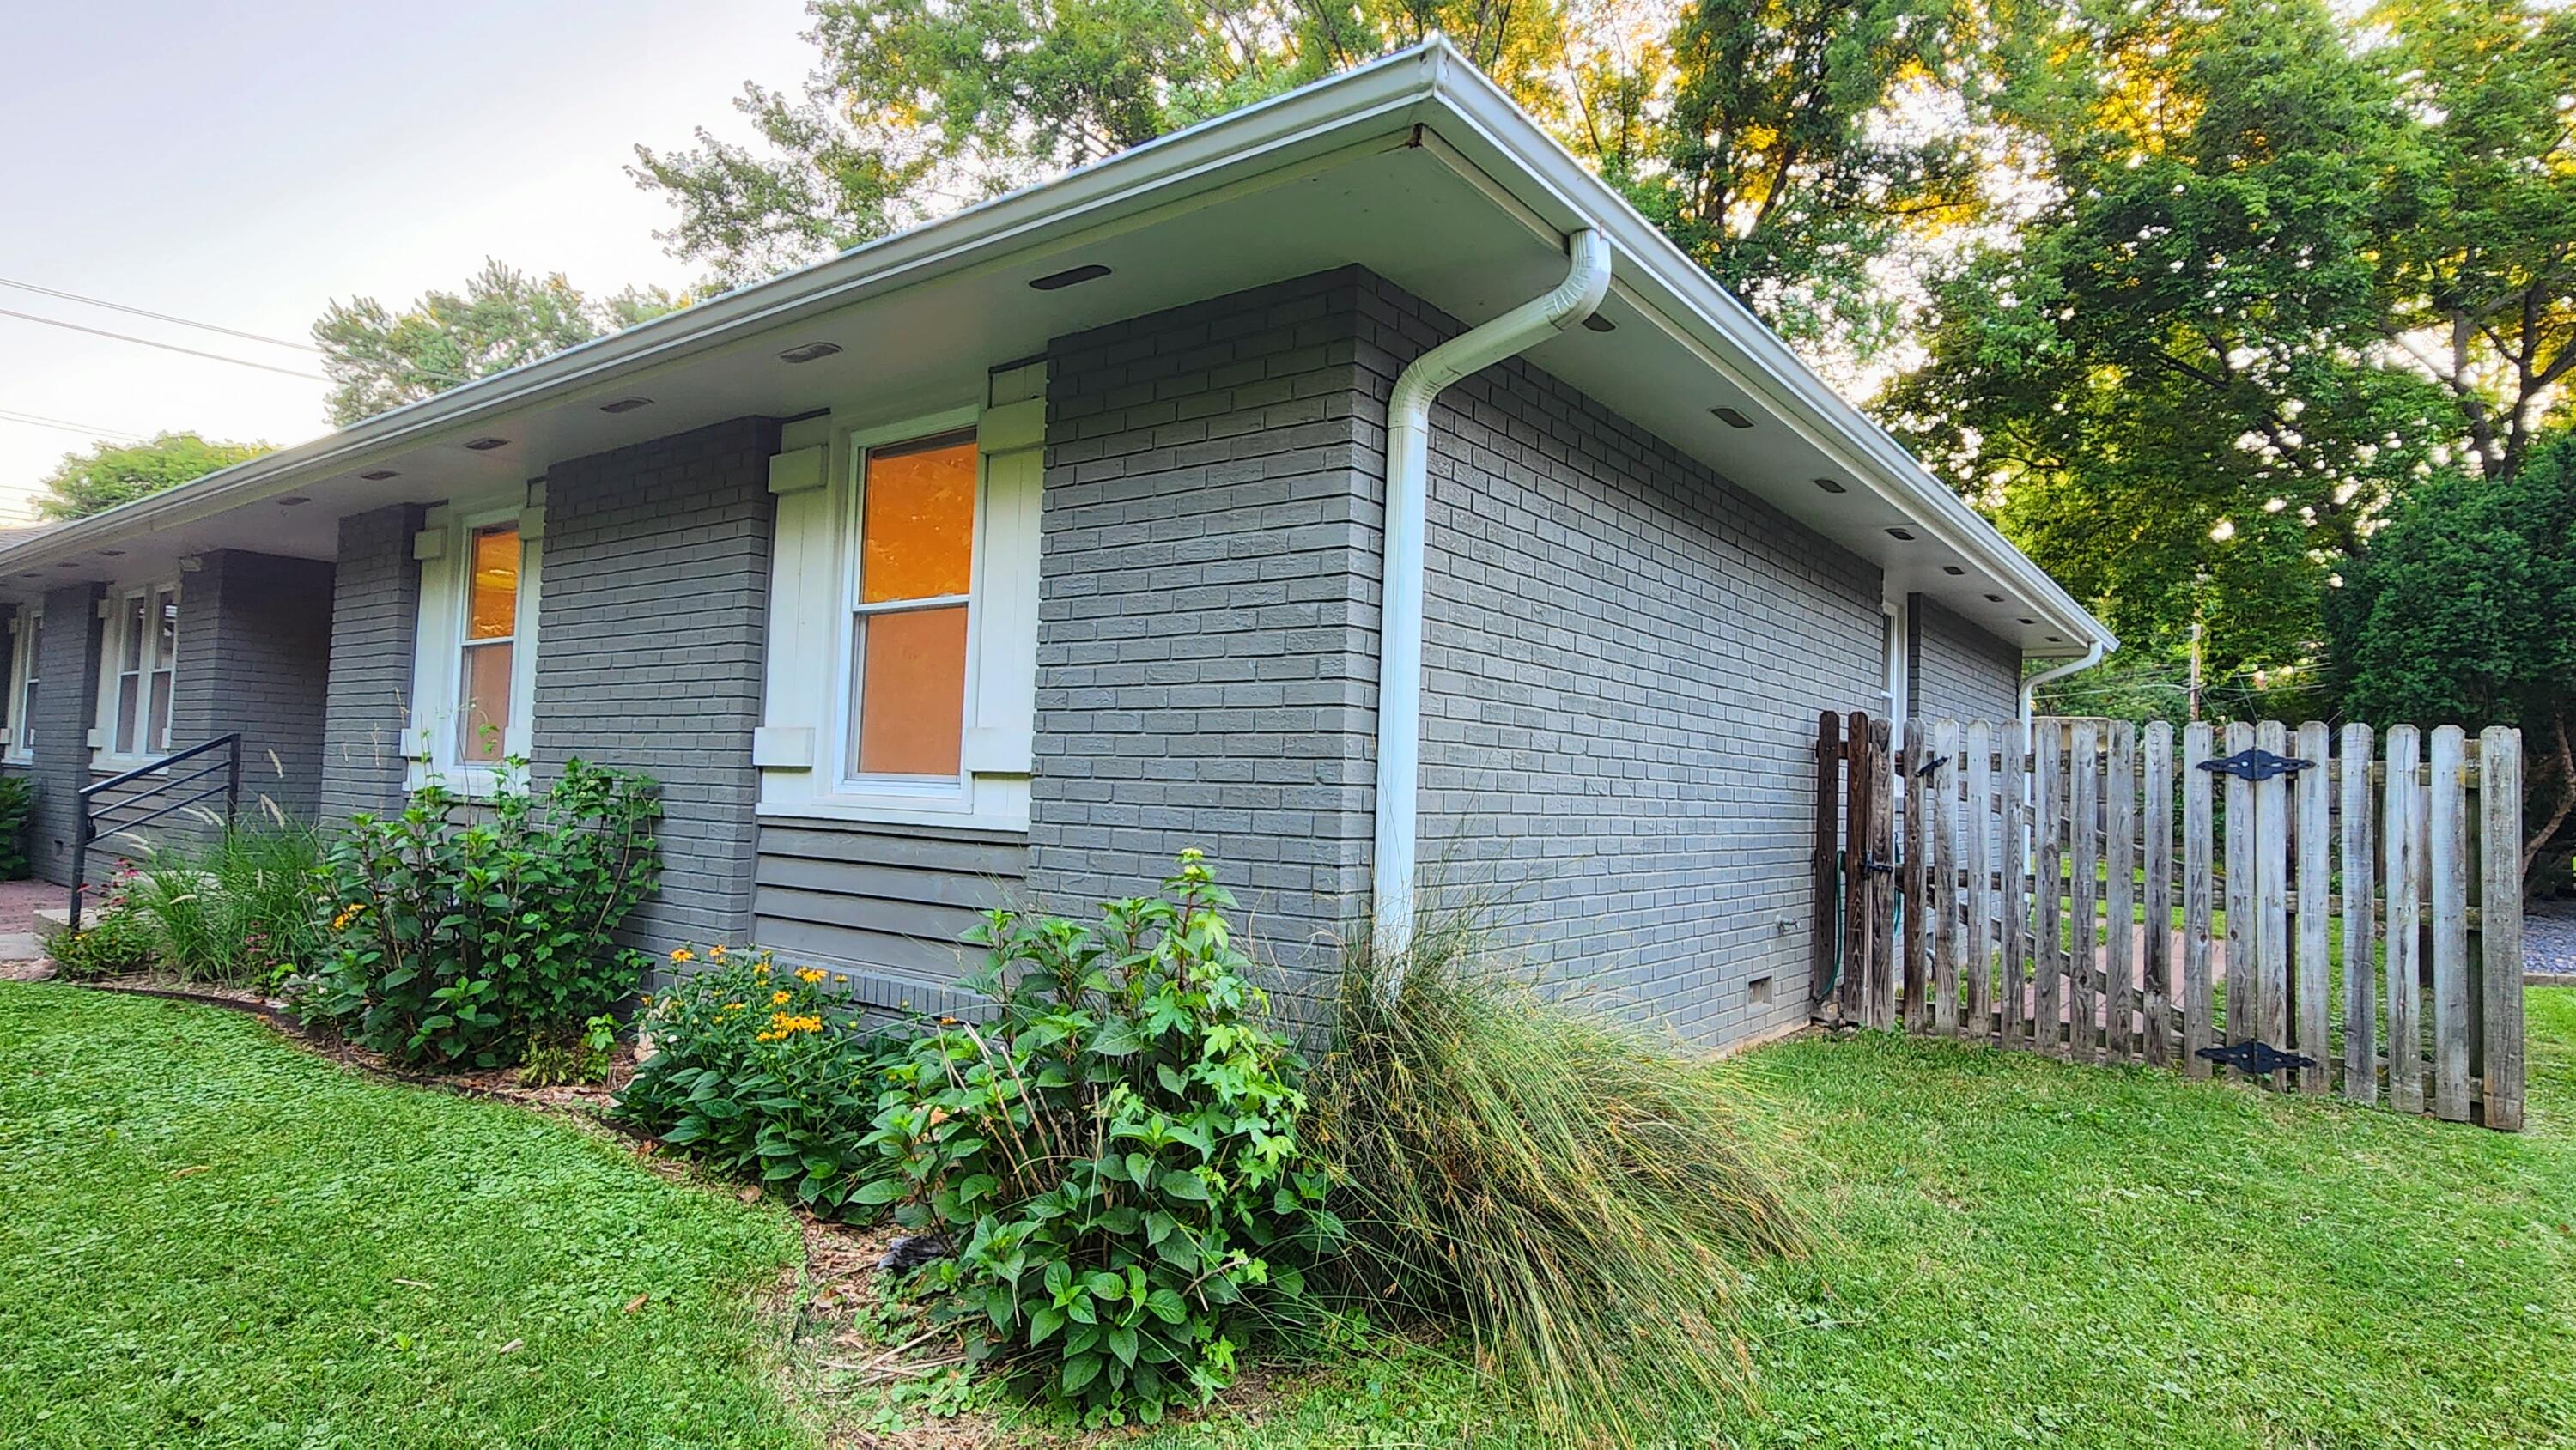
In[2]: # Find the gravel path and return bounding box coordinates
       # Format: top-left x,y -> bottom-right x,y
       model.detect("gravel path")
2529,899 -> 2576,984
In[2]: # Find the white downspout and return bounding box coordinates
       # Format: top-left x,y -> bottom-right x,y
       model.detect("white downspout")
2018,639 -> 2109,727
1372,228 -> 1613,959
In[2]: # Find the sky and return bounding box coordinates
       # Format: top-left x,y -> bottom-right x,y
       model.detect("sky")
0,1 -> 818,519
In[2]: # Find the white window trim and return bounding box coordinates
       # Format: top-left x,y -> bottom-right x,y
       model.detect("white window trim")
407,488 -> 544,797
90,580 -> 182,771
1882,592 -> 1911,743
3,607 -> 33,763
758,367 -> 1042,833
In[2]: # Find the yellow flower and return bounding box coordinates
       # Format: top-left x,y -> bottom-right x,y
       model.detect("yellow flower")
769,990 -> 791,1005
723,1002 -> 744,1012
796,968 -> 826,985
709,945 -> 728,961
671,947 -> 696,963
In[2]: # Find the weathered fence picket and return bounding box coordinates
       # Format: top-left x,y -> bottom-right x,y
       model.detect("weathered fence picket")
1815,713 -> 2526,1131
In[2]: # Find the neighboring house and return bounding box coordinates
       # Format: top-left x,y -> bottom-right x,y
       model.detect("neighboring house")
0,42 -> 2111,1048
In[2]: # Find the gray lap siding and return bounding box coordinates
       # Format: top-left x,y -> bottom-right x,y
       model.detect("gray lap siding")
751,820 -> 1029,1018
1359,274 -> 1886,1046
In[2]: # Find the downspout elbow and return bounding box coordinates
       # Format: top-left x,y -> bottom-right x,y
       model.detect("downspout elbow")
2020,638 -> 2110,726
1373,228 -> 1613,960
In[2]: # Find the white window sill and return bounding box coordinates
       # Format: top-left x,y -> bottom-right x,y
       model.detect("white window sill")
756,798 -> 1029,836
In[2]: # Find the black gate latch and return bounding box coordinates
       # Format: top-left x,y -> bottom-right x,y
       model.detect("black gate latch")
1862,852 -> 1897,877
2196,1040 -> 2315,1076
2196,749 -> 2312,783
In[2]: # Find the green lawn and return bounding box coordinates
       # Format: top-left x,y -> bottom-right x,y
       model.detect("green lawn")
10,980 -> 2574,1448
1145,987 -> 2576,1449
0,984 -> 810,1449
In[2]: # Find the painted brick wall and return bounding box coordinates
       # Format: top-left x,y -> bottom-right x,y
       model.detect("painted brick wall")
530,416 -> 777,960
318,504 -> 424,822
1909,596 -> 2022,725
1031,268 -> 1385,1014
172,550 -> 335,820
1361,275 -> 1887,1047
29,585 -> 102,886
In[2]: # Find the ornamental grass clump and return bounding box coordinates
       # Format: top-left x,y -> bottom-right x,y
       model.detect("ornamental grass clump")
1315,916 -> 1806,1447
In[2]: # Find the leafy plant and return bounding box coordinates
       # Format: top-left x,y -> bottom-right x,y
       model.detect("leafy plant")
523,1012 -> 629,1088
0,776 -> 33,882
48,907 -> 160,981
867,852 -> 1341,1423
614,949 -> 898,1211
1314,914 -> 1806,1446
291,759 -> 661,1068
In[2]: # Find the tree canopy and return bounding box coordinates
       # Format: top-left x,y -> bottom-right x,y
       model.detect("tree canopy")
631,0 -> 1986,353
312,259 -> 683,426
35,433 -> 272,521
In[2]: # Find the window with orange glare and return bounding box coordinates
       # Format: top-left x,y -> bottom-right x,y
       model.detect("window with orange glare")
851,431 -> 975,777
459,523 -> 519,762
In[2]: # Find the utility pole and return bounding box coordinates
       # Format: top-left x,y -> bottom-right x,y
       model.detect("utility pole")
2188,621 -> 2204,722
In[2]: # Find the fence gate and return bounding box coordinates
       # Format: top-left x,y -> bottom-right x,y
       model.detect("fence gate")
1814,713 -> 2528,1131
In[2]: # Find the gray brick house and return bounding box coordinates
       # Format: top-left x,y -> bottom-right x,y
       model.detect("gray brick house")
0,41 -> 2111,1048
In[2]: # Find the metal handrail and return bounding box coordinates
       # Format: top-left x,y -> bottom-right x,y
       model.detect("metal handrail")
69,733 -> 241,931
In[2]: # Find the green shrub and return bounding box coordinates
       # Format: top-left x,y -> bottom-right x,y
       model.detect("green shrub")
0,776 -> 33,881
291,759 -> 661,1069
122,825 -> 329,986
1315,918 -> 1805,1446
51,865 -> 160,980
872,852 -> 1340,1423
614,949 -> 898,1210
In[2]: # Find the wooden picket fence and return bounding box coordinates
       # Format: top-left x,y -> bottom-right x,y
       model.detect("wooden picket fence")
1814,713 -> 2529,1131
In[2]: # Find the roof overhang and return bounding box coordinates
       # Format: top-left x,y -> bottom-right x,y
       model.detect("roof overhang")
2,39 -> 2110,658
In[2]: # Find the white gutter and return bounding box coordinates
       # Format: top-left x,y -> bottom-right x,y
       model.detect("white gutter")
2020,639 -> 2111,725
1373,227 -> 1612,960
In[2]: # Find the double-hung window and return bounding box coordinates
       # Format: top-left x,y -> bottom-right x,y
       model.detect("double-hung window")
846,429 -> 977,784
459,522 -> 522,764
409,494 -> 541,787
101,584 -> 179,761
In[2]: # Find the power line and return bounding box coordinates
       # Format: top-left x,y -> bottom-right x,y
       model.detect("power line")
0,307 -> 328,381
0,408 -> 148,441
0,276 -> 319,353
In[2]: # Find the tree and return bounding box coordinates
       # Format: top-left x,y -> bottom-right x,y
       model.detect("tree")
1882,0 -> 2454,702
2367,0 -> 2576,488
1618,0 -> 1990,358
2334,439 -> 2576,877
631,0 -> 1319,288
35,433 -> 272,520
313,260 -> 684,426
633,0 -> 1999,355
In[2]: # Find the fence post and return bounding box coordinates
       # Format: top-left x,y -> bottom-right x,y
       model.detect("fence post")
2069,719 -> 2102,1065
1814,712 -> 1844,1008
2481,726 -> 2525,1131
2105,722 -> 2137,1062
1867,715 -> 1899,1028
1966,719 -> 1996,1046
2295,721 -> 2333,1094
2385,725 -> 2425,1114
2221,720 -> 2257,1079
1903,718 -> 1932,1034
2253,719 -> 2293,1089
2429,726 -> 2472,1122
2002,720 -> 2032,1049
1932,719 -> 1962,1038
2183,722 -> 2215,1077
2142,722 -> 2174,1066
2340,723 -> 2378,1105
2035,721 -> 2066,1058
